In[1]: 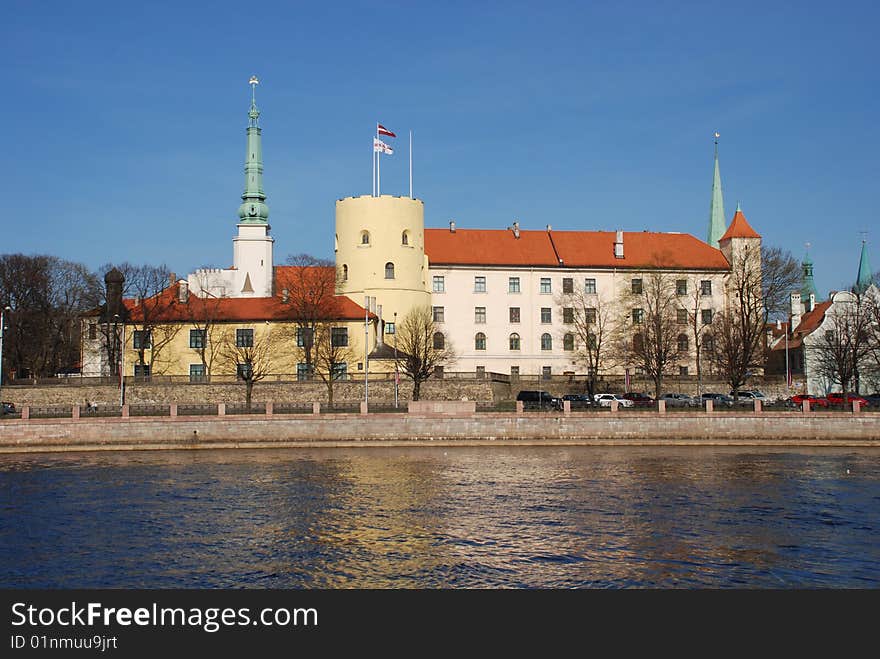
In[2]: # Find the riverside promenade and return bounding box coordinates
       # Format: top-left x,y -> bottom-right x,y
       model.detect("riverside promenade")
1,400 -> 878,453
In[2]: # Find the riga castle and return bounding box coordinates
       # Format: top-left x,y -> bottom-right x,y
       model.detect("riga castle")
83,82 -> 761,380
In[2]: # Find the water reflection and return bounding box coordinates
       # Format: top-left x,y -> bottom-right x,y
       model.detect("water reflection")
0,448 -> 877,588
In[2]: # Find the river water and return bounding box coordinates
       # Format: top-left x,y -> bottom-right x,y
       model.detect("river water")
1,447 -> 878,588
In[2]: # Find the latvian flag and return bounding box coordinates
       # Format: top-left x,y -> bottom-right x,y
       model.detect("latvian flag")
377,123 -> 396,138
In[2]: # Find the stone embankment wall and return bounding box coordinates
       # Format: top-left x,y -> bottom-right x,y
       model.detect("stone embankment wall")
1,411 -> 878,453
513,377 -> 795,400
3,379 -> 504,407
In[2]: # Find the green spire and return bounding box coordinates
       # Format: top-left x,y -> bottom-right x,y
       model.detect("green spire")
801,244 -> 818,306
707,133 -> 726,248
855,239 -> 873,293
238,76 -> 269,225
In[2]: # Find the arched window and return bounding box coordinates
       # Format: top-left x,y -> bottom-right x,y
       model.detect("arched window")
475,332 -> 486,351
541,333 -> 552,350
342,264 -> 348,281
433,332 -> 445,349
633,333 -> 644,353
563,333 -> 574,351
677,334 -> 689,352
401,230 -> 409,245
385,262 -> 395,279
360,230 -> 370,245
509,333 -> 521,351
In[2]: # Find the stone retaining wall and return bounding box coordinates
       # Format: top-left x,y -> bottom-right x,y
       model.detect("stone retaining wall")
1,411 -> 878,452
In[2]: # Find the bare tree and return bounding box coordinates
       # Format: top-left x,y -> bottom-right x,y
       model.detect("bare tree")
619,270 -> 683,398
281,254 -> 341,379
810,291 -> 873,397
761,245 -> 801,321
312,323 -> 355,405
558,289 -> 612,400
394,305 -> 455,401
707,245 -> 765,397
218,324 -> 290,409
0,254 -> 100,379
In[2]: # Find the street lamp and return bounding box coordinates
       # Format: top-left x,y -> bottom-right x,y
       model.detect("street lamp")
114,314 -> 125,407
393,311 -> 399,408
0,306 -> 11,409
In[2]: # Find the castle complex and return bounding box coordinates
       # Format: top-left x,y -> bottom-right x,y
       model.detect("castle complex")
83,82 -> 765,382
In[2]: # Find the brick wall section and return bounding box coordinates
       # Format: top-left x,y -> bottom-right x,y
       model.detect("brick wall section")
1,413 -> 878,452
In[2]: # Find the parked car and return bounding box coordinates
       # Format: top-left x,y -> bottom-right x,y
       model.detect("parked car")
659,393 -> 697,408
561,394 -> 593,409
622,392 -> 654,407
790,394 -> 829,409
516,390 -> 562,410
730,390 -> 768,401
701,392 -> 734,407
1,401 -> 15,415
594,393 -> 634,408
826,392 -> 869,407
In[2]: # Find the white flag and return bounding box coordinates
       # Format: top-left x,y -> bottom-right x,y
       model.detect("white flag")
374,137 -> 394,155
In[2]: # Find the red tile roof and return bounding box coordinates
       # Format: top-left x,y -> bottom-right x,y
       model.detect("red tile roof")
424,228 -> 560,266
424,228 -> 729,269
96,267 -> 369,323
720,209 -> 761,241
768,300 -> 832,351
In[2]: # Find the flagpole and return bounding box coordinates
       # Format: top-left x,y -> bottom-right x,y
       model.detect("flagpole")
372,138 -> 375,197
376,123 -> 380,197
409,130 -> 413,199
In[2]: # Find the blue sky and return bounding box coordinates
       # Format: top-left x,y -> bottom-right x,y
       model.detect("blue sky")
2,0 -> 877,297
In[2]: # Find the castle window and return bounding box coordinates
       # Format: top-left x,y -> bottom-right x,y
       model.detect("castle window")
563,333 -> 575,351
190,329 -> 206,349
509,333 -> 521,350
563,308 -> 574,324
133,330 -> 151,349
474,276 -> 486,293
475,332 -> 486,351
541,333 -> 553,350
509,277 -> 520,293
509,307 -> 520,323
342,264 -> 348,281
385,262 -> 395,279
563,278 -> 573,294
475,307 -> 486,324
236,328 -> 254,347
331,327 -> 349,347
585,278 -> 597,294
585,308 -> 596,324
678,334 -> 689,352
703,334 -> 715,353
701,309 -> 713,325
632,308 -> 644,324
433,306 -> 444,323
402,230 -> 409,245
676,280 -> 688,296
631,279 -> 643,295
433,332 -> 445,349
701,280 -> 712,296
633,333 -> 644,352
433,276 -> 445,293
540,278 -> 552,294
677,309 -> 688,325
360,231 -> 370,245
88,323 -> 97,340
541,307 -> 552,324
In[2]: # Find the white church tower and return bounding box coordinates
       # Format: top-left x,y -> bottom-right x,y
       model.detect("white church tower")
190,76 -> 274,298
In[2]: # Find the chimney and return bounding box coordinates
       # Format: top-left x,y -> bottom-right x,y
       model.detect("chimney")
178,280 -> 189,304
790,292 -> 802,331
511,221 -> 520,239
546,224 -> 552,232
377,304 -> 384,346
449,220 -> 456,233
169,272 -> 176,287
614,230 -> 624,259
282,288 -> 289,303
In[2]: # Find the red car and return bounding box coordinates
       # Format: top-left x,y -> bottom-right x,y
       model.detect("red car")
825,392 -> 869,407
622,392 -> 654,407
790,394 -> 829,408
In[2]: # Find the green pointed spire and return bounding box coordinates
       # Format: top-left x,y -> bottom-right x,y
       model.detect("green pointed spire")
707,133 -> 726,248
855,239 -> 872,293
801,244 -> 818,306
238,76 -> 269,225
